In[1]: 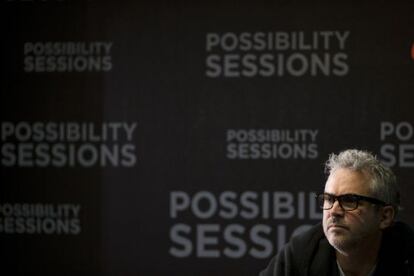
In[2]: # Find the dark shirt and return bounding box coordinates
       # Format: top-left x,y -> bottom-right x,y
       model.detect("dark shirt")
259,221 -> 414,276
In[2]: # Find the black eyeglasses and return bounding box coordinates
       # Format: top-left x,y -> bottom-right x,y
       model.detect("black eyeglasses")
316,193 -> 387,211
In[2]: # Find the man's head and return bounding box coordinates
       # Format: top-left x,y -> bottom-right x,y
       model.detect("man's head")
320,149 -> 400,254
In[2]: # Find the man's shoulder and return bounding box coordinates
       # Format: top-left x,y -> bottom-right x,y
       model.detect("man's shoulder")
385,221 -> 414,241
289,223 -> 325,251
385,221 -> 414,250
285,223 -> 328,268
259,223 -> 333,276
376,221 -> 414,274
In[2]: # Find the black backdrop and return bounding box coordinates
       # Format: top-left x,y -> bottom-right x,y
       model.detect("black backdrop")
1,1 -> 414,275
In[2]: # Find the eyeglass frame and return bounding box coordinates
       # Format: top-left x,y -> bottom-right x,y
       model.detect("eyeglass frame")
316,192 -> 388,211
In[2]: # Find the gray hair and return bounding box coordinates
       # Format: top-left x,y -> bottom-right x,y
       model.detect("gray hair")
325,149 -> 400,213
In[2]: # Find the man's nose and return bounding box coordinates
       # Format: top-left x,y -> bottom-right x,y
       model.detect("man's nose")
330,200 -> 345,215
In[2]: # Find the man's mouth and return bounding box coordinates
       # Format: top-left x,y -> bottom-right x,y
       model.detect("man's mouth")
328,224 -> 348,230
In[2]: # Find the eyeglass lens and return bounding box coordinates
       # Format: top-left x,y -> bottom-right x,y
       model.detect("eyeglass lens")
318,194 -> 358,210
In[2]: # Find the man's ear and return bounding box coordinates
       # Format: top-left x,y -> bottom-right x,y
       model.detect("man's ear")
379,206 -> 395,229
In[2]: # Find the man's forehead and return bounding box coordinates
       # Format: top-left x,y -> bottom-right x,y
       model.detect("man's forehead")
324,168 -> 372,194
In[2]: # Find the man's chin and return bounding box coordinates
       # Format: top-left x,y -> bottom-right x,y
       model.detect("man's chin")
327,236 -> 352,252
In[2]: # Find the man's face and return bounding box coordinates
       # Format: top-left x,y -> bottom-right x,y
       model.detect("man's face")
322,168 -> 383,253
